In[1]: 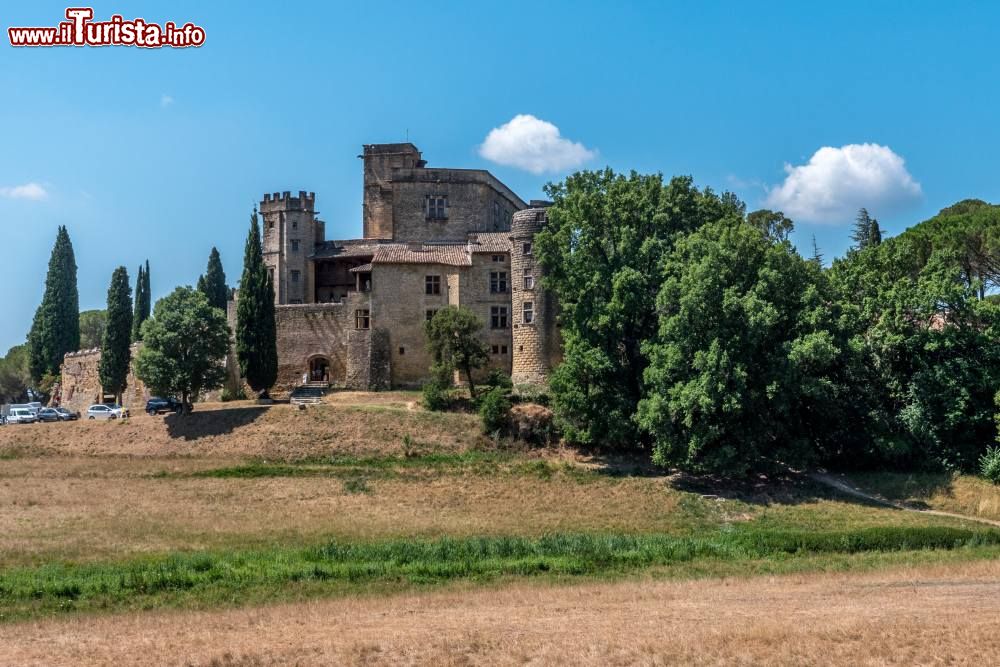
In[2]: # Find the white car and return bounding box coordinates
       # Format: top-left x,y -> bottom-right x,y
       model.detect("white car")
7,408 -> 38,424
86,404 -> 128,420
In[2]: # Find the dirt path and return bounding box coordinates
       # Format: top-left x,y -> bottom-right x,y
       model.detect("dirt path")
3,560 -> 1000,666
809,471 -> 1000,528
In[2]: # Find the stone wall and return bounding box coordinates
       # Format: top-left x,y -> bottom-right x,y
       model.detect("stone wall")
389,172 -> 522,243
460,251 -> 513,376
370,262 -> 460,387
59,344 -> 149,414
510,207 -> 561,385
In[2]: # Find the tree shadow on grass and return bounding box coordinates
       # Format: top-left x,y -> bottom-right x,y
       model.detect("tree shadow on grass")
163,406 -> 270,441
832,471 -> 956,511
569,446 -> 954,509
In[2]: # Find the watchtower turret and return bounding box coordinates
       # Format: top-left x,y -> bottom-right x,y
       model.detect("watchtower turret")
260,190 -> 317,305
510,202 -> 561,385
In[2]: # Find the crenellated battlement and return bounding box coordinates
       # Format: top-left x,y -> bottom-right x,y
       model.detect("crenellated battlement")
260,190 -> 316,212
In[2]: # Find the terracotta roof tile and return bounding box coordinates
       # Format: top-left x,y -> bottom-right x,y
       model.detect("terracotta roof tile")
467,232 -> 511,253
372,244 -> 471,266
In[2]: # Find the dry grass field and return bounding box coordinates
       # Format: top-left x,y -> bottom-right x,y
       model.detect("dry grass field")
2,392 -> 999,664
4,558 -> 1000,666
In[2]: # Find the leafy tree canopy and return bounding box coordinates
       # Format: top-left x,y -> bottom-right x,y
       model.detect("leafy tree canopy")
424,306 -> 488,395
79,309 -> 107,349
534,169 -> 744,446
638,219 -> 851,474
134,287 -> 230,409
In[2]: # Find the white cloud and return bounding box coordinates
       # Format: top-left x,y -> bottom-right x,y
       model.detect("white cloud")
479,114 -> 596,174
0,182 -> 47,200
160,94 -> 174,107
764,143 -> 922,223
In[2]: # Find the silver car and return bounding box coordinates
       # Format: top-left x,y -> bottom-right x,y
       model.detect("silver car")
7,408 -> 38,424
86,404 -> 127,420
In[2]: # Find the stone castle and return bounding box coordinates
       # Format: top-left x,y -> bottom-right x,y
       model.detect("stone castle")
234,142 -> 562,396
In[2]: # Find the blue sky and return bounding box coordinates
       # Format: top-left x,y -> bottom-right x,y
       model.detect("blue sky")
1,1 -> 998,352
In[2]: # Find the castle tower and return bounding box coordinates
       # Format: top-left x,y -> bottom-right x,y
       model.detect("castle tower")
260,191 -> 317,305
361,143 -> 425,240
510,203 -> 561,385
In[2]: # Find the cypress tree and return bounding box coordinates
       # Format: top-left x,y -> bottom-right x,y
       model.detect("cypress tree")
199,247 -> 228,310
852,208 -> 873,249
142,260 -> 151,323
28,226 -> 80,381
810,234 -> 824,267
869,218 -> 883,246
235,208 -> 277,398
98,266 -> 133,404
131,264 -> 146,342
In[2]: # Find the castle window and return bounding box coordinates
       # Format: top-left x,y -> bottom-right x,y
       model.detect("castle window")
492,254 -> 504,263
290,270 -> 300,283
268,267 -> 275,284
425,275 -> 441,295
491,345 -> 509,355
426,195 -> 448,220
523,241 -> 533,255
492,201 -> 509,231
490,306 -> 508,329
426,309 -> 437,322
489,271 -> 507,293
399,347 -> 405,355
523,271 -> 534,290
523,301 -> 534,324
292,219 -> 298,229
291,239 -> 300,252
267,217 -> 274,229
355,309 -> 370,329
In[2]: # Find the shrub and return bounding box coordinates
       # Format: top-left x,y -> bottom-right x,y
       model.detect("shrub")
422,363 -> 453,412
484,368 -> 513,391
981,447 -> 1000,485
220,385 -> 247,402
479,386 -> 512,436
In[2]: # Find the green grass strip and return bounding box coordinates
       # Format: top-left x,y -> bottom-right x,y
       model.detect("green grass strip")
2,526 -> 998,621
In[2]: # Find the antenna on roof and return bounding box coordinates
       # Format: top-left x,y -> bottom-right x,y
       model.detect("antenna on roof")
405,128 -> 409,141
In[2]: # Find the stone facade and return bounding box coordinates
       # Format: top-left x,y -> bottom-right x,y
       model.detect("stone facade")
511,207 -> 562,385
241,143 -> 561,393
59,344 -> 149,414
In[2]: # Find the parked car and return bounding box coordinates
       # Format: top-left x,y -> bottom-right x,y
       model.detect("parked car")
37,408 -> 62,422
54,407 -> 80,421
145,396 -> 185,415
7,408 -> 38,424
86,404 -> 128,420
9,403 -> 39,416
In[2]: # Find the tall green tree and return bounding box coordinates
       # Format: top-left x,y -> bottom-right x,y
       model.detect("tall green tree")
810,234 -> 824,267
535,169 -> 744,447
0,345 -> 31,403
198,247 -> 228,311
869,218 -> 883,246
98,267 -> 133,404
852,208 -> 874,250
134,287 -> 230,410
235,209 -> 277,398
747,209 -> 794,243
79,309 -> 107,349
142,260 -> 151,322
831,236 -> 1000,470
28,226 -> 80,381
638,220 -> 852,475
131,264 -> 147,342
424,306 -> 489,396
